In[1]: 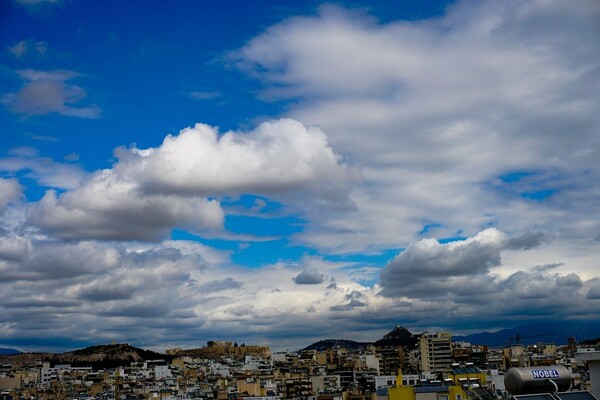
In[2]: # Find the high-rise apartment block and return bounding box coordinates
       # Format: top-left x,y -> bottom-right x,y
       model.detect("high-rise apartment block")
419,331 -> 453,373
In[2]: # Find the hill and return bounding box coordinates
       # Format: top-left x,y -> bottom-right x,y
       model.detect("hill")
0,343 -> 167,368
373,326 -> 418,349
303,339 -> 370,351
303,326 -> 418,351
58,343 -> 166,367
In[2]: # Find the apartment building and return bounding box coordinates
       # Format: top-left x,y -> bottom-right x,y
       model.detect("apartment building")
420,332 -> 453,373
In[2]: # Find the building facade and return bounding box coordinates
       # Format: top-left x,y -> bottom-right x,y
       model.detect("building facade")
420,332 -> 453,373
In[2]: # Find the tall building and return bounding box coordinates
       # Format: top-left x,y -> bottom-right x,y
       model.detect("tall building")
420,331 -> 453,373
376,346 -> 404,375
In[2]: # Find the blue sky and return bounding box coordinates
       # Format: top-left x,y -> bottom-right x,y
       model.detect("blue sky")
1,0 -> 599,352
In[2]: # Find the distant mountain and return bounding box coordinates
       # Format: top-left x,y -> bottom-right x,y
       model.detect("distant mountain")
373,326 -> 418,349
0,343 -> 167,368
453,320 -> 600,347
57,343 -> 167,367
0,348 -> 21,355
303,326 -> 418,351
302,320 -> 600,352
303,339 -> 370,351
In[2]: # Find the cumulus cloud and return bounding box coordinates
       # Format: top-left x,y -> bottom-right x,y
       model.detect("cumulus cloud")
3,69 -> 100,118
0,222 -> 596,350
293,268 -> 325,285
500,268 -> 581,301
587,282 -> 600,300
118,118 -> 353,201
197,277 -> 244,293
71,247 -> 207,304
0,229 -> 30,262
2,0 -> 600,350
27,118 -> 351,241
0,150 -> 85,190
0,236 -> 212,346
0,229 -> 386,349
506,232 -> 548,250
24,241 -> 120,280
234,0 -> 600,253
27,186 -> 223,242
0,179 -> 23,212
329,290 -> 367,311
0,237 -> 118,282
372,228 -> 600,330
380,228 -> 547,297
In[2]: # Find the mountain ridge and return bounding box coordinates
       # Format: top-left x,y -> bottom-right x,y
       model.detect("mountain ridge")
0,343 -> 167,368
302,339 -> 370,351
453,320 -> 600,347
3,320 -> 600,358
301,320 -> 600,350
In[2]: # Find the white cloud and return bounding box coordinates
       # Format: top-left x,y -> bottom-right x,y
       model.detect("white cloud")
197,277 -> 244,293
26,118 -> 351,241
0,223 -> 596,350
0,237 -> 209,346
0,229 -> 30,261
587,282 -> 600,300
0,150 -> 85,190
2,0 -> 600,350
235,0 -> 600,253
381,228 -> 508,294
379,228 -> 528,298
293,268 -> 325,285
376,229 -> 599,329
27,184 -> 224,241
3,69 -> 100,118
7,40 -> 48,58
0,229 -> 386,349
0,179 -> 23,212
119,118 -> 353,202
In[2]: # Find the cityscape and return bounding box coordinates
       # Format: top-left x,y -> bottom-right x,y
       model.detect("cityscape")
1,326 -> 600,399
